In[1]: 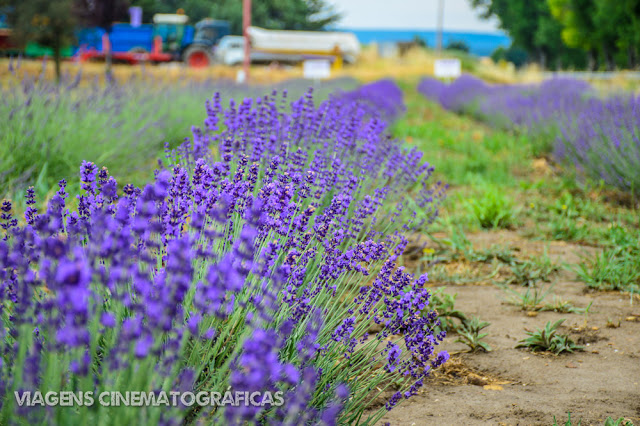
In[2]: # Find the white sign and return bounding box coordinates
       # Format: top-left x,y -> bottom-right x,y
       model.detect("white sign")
303,60 -> 331,80
434,58 -> 462,78
236,70 -> 246,84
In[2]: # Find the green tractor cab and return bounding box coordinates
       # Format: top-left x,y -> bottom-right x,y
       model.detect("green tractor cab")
151,13 -> 190,59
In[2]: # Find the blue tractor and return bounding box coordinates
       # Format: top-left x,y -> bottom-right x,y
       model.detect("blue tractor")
77,13 -> 231,67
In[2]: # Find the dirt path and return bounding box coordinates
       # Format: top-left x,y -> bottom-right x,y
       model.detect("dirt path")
374,231 -> 640,425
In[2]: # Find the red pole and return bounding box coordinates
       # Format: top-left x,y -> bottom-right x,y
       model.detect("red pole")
436,0 -> 444,55
243,0 -> 251,82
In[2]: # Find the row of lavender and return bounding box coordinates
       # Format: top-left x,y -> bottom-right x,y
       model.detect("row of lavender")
418,75 -> 640,193
0,79 -> 448,424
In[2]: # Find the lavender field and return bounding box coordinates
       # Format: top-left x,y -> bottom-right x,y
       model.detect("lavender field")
1,62 -> 639,425
0,67 -> 452,424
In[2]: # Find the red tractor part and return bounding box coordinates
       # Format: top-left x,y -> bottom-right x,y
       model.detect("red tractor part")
77,34 -> 171,64
184,45 -> 213,68
0,28 -> 17,52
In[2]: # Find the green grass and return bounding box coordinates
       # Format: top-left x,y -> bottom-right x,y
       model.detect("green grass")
604,418 -> 635,426
554,412 -> 582,426
464,183 -> 517,229
392,93 -> 534,236
397,87 -> 640,298
575,244 -> 640,293
391,97 -> 532,188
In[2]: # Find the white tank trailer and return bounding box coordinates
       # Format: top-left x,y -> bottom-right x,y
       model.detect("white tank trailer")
214,26 -> 360,65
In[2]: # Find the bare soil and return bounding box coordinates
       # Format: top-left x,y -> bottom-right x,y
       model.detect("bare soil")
372,230 -> 640,425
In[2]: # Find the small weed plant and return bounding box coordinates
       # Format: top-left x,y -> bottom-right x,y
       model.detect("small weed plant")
502,283 -> 554,311
465,184 -> 516,229
455,317 -> 492,352
429,288 -> 469,333
516,319 -> 583,354
604,418 -> 635,426
553,412 -> 581,426
555,413 -> 636,426
507,250 -> 558,287
424,288 -> 492,352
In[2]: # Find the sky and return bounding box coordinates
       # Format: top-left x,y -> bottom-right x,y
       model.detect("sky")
326,0 -> 501,32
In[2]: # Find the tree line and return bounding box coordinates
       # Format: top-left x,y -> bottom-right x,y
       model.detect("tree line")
130,0 -> 339,35
470,0 -> 640,70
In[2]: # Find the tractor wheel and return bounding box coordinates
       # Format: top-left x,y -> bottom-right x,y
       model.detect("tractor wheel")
184,46 -> 213,68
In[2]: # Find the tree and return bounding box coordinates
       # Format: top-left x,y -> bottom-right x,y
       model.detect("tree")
491,45 -> 528,68
446,40 -> 470,53
130,0 -> 212,23
130,0 -> 341,34
548,0 -> 601,69
412,34 -> 427,49
74,0 -> 130,78
548,0 -> 640,70
4,0 -> 76,82
471,0 -> 640,70
592,0 -> 640,69
468,0 -> 581,69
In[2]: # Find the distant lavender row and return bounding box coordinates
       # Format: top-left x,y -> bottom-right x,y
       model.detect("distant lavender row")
418,75 -> 640,193
333,79 -> 406,122
0,81 -> 447,424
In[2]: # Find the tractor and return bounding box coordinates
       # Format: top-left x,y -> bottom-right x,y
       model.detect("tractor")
1,9 -> 230,68
78,14 -> 230,67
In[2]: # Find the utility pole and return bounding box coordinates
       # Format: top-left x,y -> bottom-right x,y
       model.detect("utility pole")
436,0 -> 444,55
243,0 -> 251,82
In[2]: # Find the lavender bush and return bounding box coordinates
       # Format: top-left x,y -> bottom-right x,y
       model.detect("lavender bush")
332,79 -> 406,122
474,78 -> 592,130
556,94 -> 640,192
416,77 -> 447,105
418,75 -> 640,193
0,85 -> 448,424
419,74 -> 493,114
